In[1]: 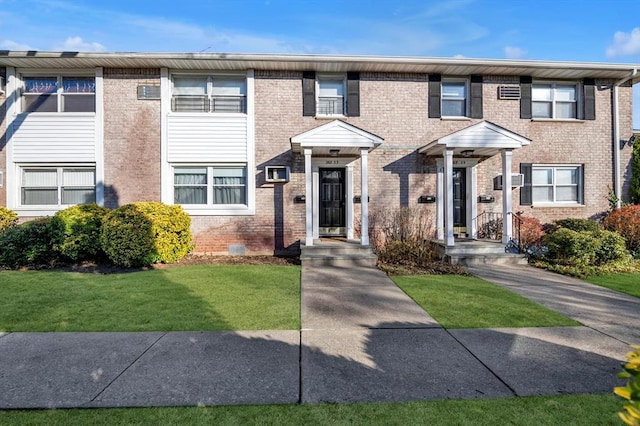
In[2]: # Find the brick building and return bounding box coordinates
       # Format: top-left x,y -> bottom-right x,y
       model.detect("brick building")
0,52 -> 638,254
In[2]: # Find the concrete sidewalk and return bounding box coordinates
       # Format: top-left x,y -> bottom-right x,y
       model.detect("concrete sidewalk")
0,263 -> 636,409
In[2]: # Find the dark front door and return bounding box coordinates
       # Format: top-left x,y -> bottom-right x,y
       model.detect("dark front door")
319,168 -> 346,236
453,168 -> 467,235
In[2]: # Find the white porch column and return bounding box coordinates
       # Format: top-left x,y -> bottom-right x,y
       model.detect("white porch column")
501,149 -> 513,244
436,162 -> 444,240
304,149 -> 314,246
346,164 -> 355,240
360,149 -> 370,246
444,149 -> 455,246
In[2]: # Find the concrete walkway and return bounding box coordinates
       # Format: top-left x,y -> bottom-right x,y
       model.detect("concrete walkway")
0,263 -> 637,409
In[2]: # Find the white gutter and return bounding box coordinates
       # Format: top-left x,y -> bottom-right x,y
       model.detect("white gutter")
613,67 -> 638,208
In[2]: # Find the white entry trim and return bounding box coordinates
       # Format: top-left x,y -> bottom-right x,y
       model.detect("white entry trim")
436,157 -> 479,244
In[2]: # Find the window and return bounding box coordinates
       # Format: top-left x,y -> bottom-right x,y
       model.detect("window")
174,166 -> 247,206
22,76 -> 95,113
171,75 -> 246,113
532,83 -> 577,119
531,165 -> 582,204
441,80 -> 467,117
21,166 -> 96,206
317,76 -> 345,115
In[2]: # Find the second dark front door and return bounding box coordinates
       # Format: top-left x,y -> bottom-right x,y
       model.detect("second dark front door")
319,168 -> 346,236
453,168 -> 467,236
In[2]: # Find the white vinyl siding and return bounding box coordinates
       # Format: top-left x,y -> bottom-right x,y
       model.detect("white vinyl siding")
167,115 -> 248,162
21,166 -> 96,206
532,165 -> 582,204
11,114 -> 97,162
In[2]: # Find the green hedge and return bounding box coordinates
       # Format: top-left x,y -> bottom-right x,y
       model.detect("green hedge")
53,204 -> 111,262
101,202 -> 193,267
0,217 -> 63,268
545,228 -> 629,267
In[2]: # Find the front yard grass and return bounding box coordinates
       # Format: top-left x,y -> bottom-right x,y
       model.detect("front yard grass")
585,273 -> 640,298
0,394 -> 622,425
393,274 -> 580,329
0,265 -> 300,332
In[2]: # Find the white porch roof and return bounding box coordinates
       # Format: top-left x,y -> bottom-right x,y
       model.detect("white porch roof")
418,121 -> 531,157
291,120 -> 383,156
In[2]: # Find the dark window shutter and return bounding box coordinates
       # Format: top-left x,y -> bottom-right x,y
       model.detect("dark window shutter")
583,78 -> 596,120
428,74 -> 441,118
520,163 -> 533,206
302,71 -> 316,117
346,72 -> 360,117
520,76 -> 532,119
470,74 -> 483,119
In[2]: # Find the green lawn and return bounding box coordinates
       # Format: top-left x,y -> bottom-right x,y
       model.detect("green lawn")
0,265 -> 300,332
0,394 -> 622,425
585,273 -> 640,298
393,274 -> 579,329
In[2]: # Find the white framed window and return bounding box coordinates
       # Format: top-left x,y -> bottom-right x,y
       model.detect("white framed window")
173,165 -> 247,206
20,166 -> 96,206
317,75 -> 345,116
532,165 -> 582,204
532,83 -> 578,119
22,76 -> 95,113
441,79 -> 468,117
171,75 -> 246,113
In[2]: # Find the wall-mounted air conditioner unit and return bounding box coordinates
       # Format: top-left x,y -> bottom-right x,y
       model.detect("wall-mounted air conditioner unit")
265,166 -> 290,183
493,174 -> 524,190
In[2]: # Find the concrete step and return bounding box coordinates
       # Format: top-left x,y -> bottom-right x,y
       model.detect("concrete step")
446,253 -> 528,266
300,240 -> 377,267
300,253 -> 378,268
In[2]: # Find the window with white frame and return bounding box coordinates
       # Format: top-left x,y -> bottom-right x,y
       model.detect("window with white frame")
532,83 -> 578,119
317,76 -> 345,115
532,165 -> 582,204
20,166 -> 96,206
441,80 -> 468,117
22,76 -> 96,113
174,166 -> 247,206
171,75 -> 246,113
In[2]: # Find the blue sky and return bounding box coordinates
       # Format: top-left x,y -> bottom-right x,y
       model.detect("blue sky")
1,0 -> 639,127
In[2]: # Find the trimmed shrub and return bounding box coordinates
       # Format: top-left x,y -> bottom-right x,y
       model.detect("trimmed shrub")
515,215 -> 545,253
545,228 -> 599,267
594,230 -> 629,264
603,205 -> 640,258
53,204 -> 110,262
553,217 -> 601,233
0,217 -> 63,268
631,136 -> 640,204
101,202 -> 193,267
0,207 -> 18,231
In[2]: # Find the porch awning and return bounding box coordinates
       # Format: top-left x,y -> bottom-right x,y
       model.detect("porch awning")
418,121 -> 531,157
291,120 -> 383,156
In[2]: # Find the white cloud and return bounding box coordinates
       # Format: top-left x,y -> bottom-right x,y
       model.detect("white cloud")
606,28 -> 640,58
53,36 -> 106,52
504,46 -> 527,59
0,39 -> 36,50
453,54 -> 466,59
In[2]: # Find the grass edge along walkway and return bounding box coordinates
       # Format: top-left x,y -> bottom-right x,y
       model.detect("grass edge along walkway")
0,265 -> 300,332
585,272 -> 640,299
0,394 -> 622,425
392,274 -> 579,329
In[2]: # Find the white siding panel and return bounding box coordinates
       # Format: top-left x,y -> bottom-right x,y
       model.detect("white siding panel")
167,114 -> 248,162
12,114 -> 96,162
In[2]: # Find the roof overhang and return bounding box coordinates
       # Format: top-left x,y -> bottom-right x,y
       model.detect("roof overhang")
291,120 -> 383,156
418,121 -> 531,157
0,51 -> 638,82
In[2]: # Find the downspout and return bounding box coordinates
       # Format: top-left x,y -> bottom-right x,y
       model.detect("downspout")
613,68 -> 638,208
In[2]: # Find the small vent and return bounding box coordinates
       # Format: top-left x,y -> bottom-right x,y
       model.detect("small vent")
137,85 -> 161,100
498,85 -> 521,100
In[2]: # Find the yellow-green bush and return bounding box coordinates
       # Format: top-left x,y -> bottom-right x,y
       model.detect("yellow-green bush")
53,204 -> 110,262
0,207 -> 18,231
100,202 -> 193,267
545,228 -> 629,267
615,345 -> 640,425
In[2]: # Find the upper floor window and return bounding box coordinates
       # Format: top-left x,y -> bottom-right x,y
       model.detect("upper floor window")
171,75 -> 246,113
441,80 -> 467,117
317,76 -> 345,116
22,76 -> 95,113
532,83 -> 578,119
20,166 -> 96,206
